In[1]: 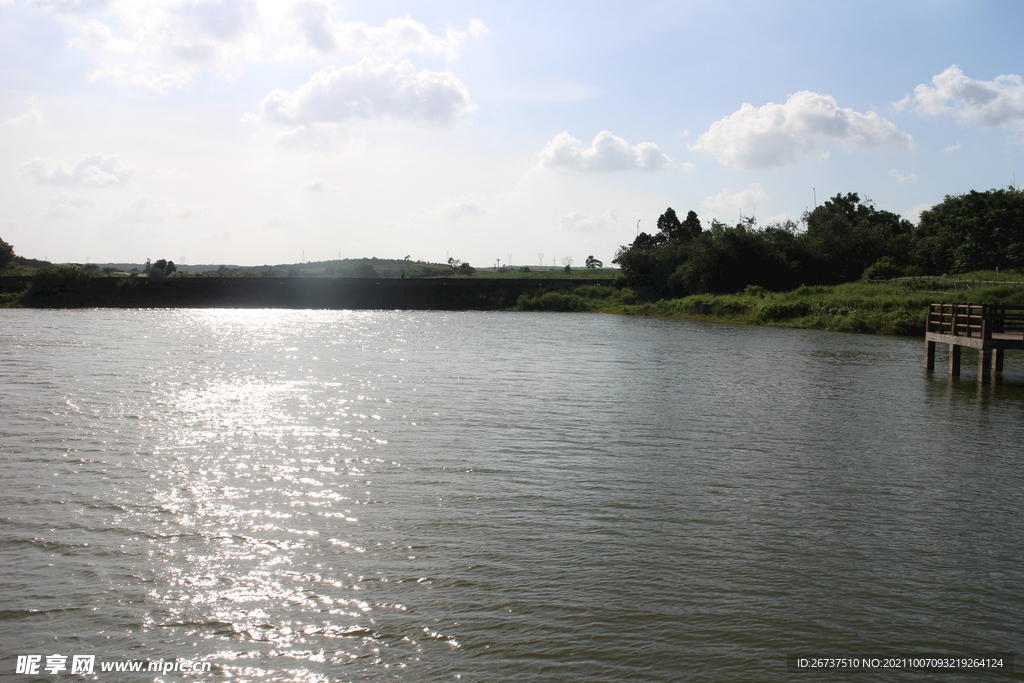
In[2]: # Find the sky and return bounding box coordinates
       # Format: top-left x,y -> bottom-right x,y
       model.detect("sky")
1,0 -> 1023,268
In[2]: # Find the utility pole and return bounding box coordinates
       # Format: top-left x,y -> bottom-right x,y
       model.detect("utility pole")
636,219 -> 641,237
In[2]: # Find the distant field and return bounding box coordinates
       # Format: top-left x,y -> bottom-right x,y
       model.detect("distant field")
469,268 -> 619,279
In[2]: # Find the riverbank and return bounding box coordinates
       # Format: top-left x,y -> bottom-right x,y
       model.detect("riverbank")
0,274 -> 615,310
517,271 -> 1024,337
6,270 -> 1024,338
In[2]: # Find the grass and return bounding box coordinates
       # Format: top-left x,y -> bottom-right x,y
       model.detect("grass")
515,271 -> 1024,337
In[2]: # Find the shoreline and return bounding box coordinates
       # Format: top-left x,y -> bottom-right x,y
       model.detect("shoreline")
6,273 -> 1024,340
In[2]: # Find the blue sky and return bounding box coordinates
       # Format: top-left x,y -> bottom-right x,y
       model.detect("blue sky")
1,0 -> 1022,267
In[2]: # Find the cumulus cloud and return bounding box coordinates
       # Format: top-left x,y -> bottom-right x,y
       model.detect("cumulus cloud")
116,197 -> 165,224
559,208 -> 618,232
897,65 -> 1024,129
259,59 -> 473,128
42,0 -> 261,93
443,197 -> 485,220
20,153 -> 132,188
692,91 -> 912,170
289,4 -> 472,60
701,183 -> 769,220
45,194 -> 96,218
28,0 -> 109,12
467,18 -> 489,36
538,131 -> 671,172
35,2 -> 484,94
888,169 -> 917,184
3,98 -> 44,127
303,178 -> 328,192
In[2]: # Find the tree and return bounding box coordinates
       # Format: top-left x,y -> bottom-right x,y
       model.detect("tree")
802,193 -> 912,283
353,262 -> 377,278
666,219 -> 800,295
458,262 -> 475,275
447,257 -> 462,271
656,208 -> 683,242
681,210 -> 703,240
561,256 -> 574,273
0,237 -> 14,271
585,255 -> 603,269
147,259 -> 177,277
914,187 -> 1024,273
655,208 -> 702,242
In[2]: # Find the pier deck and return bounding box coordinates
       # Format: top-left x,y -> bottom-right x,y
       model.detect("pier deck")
925,303 -> 1024,381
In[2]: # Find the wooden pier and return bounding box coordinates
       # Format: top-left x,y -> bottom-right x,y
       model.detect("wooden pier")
925,303 -> 1024,382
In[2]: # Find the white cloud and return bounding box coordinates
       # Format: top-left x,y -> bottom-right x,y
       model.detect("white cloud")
28,0 -> 109,13
117,197 -> 165,224
109,195 -> 195,224
888,169 -> 917,184
559,208 -> 618,232
45,194 -> 96,218
692,91 -> 912,170
701,183 -> 769,220
303,178 -> 328,192
259,59 -> 473,128
20,153 -> 132,188
43,0 -> 260,93
901,65 -> 1024,129
443,197 -> 485,220
3,98 -> 44,127
289,5 -> 470,61
36,1 -> 484,94
538,131 -> 671,172
468,18 -> 489,36
944,142 -> 962,152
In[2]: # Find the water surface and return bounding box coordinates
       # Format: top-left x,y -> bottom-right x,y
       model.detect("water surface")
1,309 -> 1022,681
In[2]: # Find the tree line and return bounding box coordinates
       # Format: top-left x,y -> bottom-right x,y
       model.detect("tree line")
613,187 -> 1024,299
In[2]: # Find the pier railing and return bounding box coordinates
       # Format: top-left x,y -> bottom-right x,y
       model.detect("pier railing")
927,303 -> 1024,339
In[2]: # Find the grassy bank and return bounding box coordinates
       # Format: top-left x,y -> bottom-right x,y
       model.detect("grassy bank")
515,271 -> 1024,336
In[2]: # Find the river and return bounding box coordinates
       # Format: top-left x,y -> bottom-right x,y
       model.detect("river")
1,309 -> 1021,681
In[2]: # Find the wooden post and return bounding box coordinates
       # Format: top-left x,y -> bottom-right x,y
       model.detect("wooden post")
979,347 -> 992,383
949,344 -> 961,376
925,340 -> 936,371
994,348 -> 1005,375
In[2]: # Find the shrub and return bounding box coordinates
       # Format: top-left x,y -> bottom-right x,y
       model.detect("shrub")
755,301 -> 811,322
516,291 -> 590,312
861,256 -> 904,280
